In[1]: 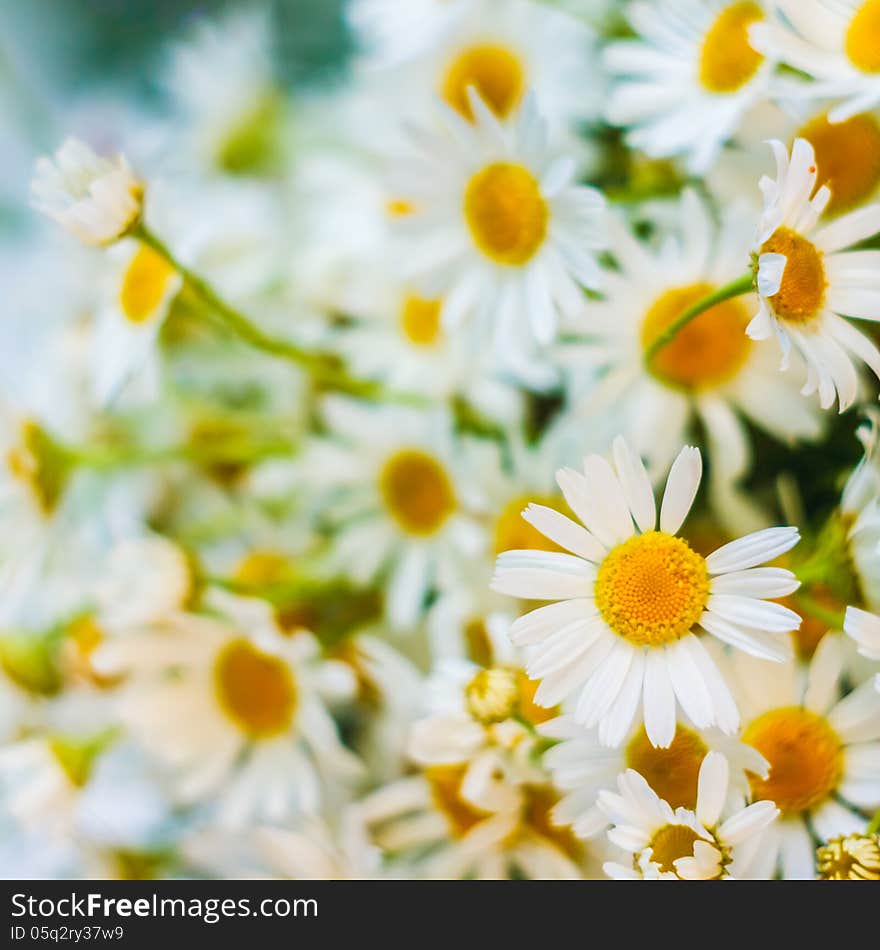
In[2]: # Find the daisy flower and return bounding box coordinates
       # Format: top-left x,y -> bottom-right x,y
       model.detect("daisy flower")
728,634 -> 880,878
751,1 -> 880,123
394,92 -> 606,370
305,399 -> 487,630
599,751 -> 779,879
355,0 -> 600,133
491,435 -> 802,747
543,714 -> 769,839
92,589 -> 361,827
750,137 -> 880,411
555,189 -> 822,530
604,0 -> 776,173
31,138 -> 143,246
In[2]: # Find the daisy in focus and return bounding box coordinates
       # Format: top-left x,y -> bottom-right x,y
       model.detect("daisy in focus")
604,0 -> 775,172
492,435 -> 802,747
728,634 -> 880,878
750,137 -> 880,411
751,1 -> 880,122
394,92 -> 606,373
599,751 -> 779,879
555,189 -> 822,529
92,589 -> 362,827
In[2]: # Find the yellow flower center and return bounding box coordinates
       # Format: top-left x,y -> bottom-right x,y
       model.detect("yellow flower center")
63,616 -> 120,689
743,707 -> 844,815
698,1 -> 765,93
625,724 -> 709,809
641,283 -> 753,390
595,532 -> 710,647
442,44 -> 525,121
759,228 -> 827,324
400,295 -> 443,347
386,198 -> 414,217
379,449 -> 456,536
463,617 -> 495,668
6,419 -> 69,515
213,639 -> 297,739
817,834 -> 880,880
494,493 -> 570,554
846,0 -> 880,73
466,667 -> 520,724
233,550 -> 293,590
119,245 -> 178,324
799,112 -> 880,215
49,734 -> 107,788
647,824 -> 705,875
517,785 -> 583,862
426,764 -> 492,838
464,162 -> 548,266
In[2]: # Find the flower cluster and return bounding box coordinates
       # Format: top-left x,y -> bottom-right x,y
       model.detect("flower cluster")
2,0 -> 880,881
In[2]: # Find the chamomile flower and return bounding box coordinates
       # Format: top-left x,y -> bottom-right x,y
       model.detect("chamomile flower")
750,137 -> 880,411
92,589 -> 361,827
599,751 -> 779,879
305,399 -> 487,630
555,190 -> 822,530
728,635 -> 880,878
394,93 -> 606,372
604,0 -> 776,173
356,0 -> 600,134
31,139 -> 143,247
543,715 -> 769,839
751,1 -> 880,123
492,436 -> 802,747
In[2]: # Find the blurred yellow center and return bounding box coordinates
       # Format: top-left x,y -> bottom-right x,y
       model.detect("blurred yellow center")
427,765 -> 491,838
817,834 -> 880,880
213,639 -> 297,738
400,295 -> 443,346
846,1 -> 880,73
442,44 -> 524,121
743,707 -> 843,815
517,785 -> 583,861
641,283 -> 752,389
494,494 -> 569,554
6,419 -> 68,515
596,532 -> 710,647
386,198 -> 414,217
464,162 -> 548,266
379,449 -> 456,535
234,550 -> 292,589
648,824 -> 704,875
759,228 -> 827,323
799,112 -> 880,215
625,725 -> 709,809
120,245 -> 178,324
698,2 -> 765,93
466,667 -> 520,724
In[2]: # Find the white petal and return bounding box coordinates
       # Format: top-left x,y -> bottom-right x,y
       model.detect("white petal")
612,435 -> 656,533
659,446 -> 702,534
705,527 -> 800,574
696,751 -> 728,827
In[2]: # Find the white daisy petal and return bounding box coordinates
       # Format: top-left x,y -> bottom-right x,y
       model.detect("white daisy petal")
659,446 -> 701,534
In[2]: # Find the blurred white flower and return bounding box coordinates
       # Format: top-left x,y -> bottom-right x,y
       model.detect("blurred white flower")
31,139 -> 143,247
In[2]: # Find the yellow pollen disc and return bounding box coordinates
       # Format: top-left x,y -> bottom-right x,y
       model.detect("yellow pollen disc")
759,227 -> 827,324
846,1 -> 880,73
119,245 -> 178,324
494,493 -> 571,554
817,833 -> 880,880
625,724 -> 709,809
743,706 -> 843,815
647,824 -> 705,876
518,785 -> 583,861
442,44 -> 525,121
464,162 -> 548,266
233,550 -> 292,590
698,1 -> 765,93
595,531 -> 710,647
213,639 -> 297,739
400,295 -> 443,347
799,112 -> 880,215
641,282 -> 753,390
466,667 -> 520,724
426,765 -> 492,838
386,198 -> 414,217
379,449 -> 456,536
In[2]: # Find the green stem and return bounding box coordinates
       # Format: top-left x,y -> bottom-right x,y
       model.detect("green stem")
643,273 -> 755,367
867,809 -> 880,836
135,225 -> 419,403
792,591 -> 845,632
